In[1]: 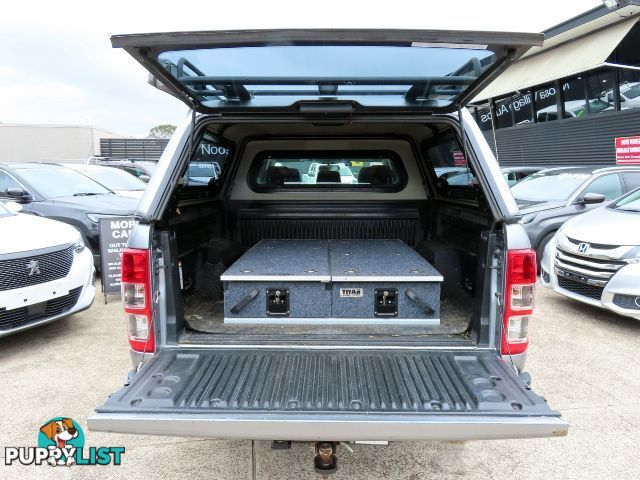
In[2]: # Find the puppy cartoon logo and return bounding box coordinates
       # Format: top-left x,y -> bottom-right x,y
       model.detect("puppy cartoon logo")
4,418 -> 124,467
38,417 -> 84,466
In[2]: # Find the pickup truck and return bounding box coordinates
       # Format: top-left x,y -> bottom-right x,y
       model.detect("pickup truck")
88,29 -> 568,473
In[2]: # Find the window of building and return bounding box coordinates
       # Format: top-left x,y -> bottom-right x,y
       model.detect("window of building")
533,83 -> 559,122
494,96 -> 514,129
511,91 -> 534,125
561,76 -> 586,119
473,105 -> 493,132
586,69 -> 615,114
617,69 -> 640,111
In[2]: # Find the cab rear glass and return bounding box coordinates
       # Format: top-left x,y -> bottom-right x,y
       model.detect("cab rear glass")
249,151 -> 406,191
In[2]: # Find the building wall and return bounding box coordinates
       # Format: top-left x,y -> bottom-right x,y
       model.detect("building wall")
0,124 -> 128,163
482,108 -> 640,167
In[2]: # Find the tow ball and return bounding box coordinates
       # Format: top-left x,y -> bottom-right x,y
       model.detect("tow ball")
314,441 -> 338,474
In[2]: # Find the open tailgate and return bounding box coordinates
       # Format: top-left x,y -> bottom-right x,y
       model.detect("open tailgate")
89,348 -> 567,441
111,29 -> 542,113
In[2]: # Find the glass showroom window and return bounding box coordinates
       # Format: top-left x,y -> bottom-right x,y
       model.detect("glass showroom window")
561,76 -> 586,119
533,83 -> 559,122
511,91 -> 534,125
586,69 -> 615,114
494,96 -> 514,129
617,69 -> 640,110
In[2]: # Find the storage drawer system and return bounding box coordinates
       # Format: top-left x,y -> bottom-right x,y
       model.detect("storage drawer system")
221,240 -> 442,325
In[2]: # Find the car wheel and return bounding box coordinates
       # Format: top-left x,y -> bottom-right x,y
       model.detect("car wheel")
535,231 -> 555,273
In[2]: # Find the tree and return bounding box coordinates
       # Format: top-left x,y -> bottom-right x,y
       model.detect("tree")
148,124 -> 177,139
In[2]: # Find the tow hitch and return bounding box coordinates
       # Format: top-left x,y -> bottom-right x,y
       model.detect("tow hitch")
314,441 -> 338,475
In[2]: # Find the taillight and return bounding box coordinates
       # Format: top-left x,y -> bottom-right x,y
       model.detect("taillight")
501,249 -> 536,356
121,248 -> 155,353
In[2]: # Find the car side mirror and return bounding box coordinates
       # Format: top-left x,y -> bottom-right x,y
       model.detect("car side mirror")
139,174 -> 151,183
580,192 -> 606,205
5,187 -> 31,201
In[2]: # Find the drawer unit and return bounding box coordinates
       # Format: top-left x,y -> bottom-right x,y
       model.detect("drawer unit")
221,239 -> 442,325
330,240 -> 442,324
221,240 -> 331,322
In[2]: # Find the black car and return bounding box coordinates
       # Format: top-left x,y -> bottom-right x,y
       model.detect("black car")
0,163 -> 139,267
98,159 -> 157,182
511,166 -> 640,266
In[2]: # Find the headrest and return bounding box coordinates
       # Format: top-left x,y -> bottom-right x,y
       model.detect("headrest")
357,165 -> 394,186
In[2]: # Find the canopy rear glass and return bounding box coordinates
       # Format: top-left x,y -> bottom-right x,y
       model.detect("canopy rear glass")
112,29 -> 543,112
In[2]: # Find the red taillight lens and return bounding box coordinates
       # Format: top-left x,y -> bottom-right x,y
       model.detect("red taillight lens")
121,248 -> 154,353
501,249 -> 536,356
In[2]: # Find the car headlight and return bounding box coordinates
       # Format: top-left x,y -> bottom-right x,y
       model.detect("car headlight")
623,247 -> 640,264
73,236 -> 85,253
519,213 -> 537,225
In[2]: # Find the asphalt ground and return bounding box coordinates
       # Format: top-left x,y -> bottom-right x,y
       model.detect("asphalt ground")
1,282 -> 639,479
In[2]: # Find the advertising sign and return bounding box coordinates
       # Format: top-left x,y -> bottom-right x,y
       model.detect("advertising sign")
615,136 -> 640,165
452,150 -> 467,167
99,217 -> 137,298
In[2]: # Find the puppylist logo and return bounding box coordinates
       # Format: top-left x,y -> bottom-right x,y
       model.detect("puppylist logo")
4,418 -> 124,467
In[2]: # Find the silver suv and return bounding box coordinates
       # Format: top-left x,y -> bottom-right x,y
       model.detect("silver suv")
88,29 -> 568,472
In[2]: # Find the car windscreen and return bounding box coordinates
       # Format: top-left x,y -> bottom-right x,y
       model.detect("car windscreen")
250,152 -> 405,190
79,167 -> 146,191
611,188 -> 640,212
157,44 -> 496,109
0,202 -> 12,217
511,172 -> 590,203
18,168 -> 111,198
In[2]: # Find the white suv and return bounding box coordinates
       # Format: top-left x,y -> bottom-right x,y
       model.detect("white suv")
0,202 -> 95,337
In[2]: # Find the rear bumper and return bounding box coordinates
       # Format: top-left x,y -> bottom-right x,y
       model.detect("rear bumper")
88,412 -> 568,441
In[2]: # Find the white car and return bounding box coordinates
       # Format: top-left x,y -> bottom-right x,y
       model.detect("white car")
62,164 -> 146,199
0,202 -> 96,337
540,188 -> 640,320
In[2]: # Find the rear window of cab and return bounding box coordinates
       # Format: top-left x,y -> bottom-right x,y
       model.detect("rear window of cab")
248,152 -> 407,191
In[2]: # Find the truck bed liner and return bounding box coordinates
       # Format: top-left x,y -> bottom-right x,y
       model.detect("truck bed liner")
95,348 -> 556,415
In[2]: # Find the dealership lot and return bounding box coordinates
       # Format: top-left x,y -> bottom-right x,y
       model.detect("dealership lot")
0,283 -> 638,479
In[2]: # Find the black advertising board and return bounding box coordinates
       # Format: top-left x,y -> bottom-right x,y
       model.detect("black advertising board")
99,217 -> 137,298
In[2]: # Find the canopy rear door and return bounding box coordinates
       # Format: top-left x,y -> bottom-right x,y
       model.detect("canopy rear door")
89,348 -> 567,440
111,29 -> 542,113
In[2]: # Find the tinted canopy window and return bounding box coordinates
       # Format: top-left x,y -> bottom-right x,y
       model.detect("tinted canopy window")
251,152 -> 405,190
157,44 -> 496,109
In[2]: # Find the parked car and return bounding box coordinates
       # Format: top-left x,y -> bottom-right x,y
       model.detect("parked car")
511,166 -> 640,267
88,29 -> 569,471
540,187 -> 640,320
61,164 -> 147,199
501,166 -> 542,186
601,81 -> 640,110
0,163 -> 139,267
438,166 -> 541,187
185,160 -> 222,186
536,98 -> 613,122
98,159 -> 158,182
0,201 -> 95,338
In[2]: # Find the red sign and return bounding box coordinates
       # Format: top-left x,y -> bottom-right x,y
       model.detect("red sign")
615,136 -> 640,165
452,150 -> 467,167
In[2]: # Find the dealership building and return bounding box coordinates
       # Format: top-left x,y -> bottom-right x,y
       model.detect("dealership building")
471,0 -> 640,167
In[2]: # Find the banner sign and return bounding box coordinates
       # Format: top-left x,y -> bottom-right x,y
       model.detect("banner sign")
452,150 -> 467,167
615,136 -> 640,165
99,217 -> 137,296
